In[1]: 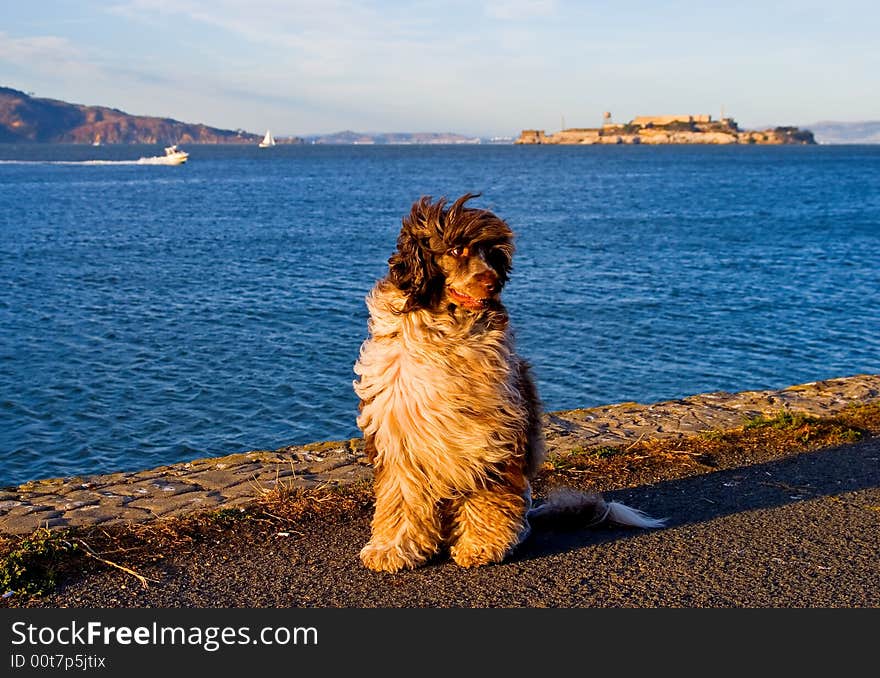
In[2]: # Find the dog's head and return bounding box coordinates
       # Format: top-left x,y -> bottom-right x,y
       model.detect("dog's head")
388,193 -> 514,313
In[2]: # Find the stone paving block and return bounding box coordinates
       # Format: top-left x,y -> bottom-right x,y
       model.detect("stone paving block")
182,468 -> 251,492
92,494 -> 134,508
144,479 -> 200,495
216,495 -> 258,509
17,478 -> 70,494
324,466 -> 372,485
20,504 -> 64,516
59,499 -> 101,511
98,480 -> 170,502
176,458 -> 219,472
76,471 -> 135,487
303,455 -> 358,474
2,514 -> 67,533
60,505 -> 154,527
210,461 -> 265,477
248,466 -> 310,488
152,493 -> 229,518
125,491 -> 213,517
0,506 -> 34,520
216,480 -> 267,503
50,488 -> 101,506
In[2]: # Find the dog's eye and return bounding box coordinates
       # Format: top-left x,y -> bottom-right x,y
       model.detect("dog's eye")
448,246 -> 468,258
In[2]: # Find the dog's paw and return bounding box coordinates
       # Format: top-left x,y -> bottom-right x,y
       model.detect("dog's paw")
449,540 -> 507,568
359,541 -> 425,573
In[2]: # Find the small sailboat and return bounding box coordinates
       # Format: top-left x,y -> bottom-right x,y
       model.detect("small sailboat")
258,129 -> 276,148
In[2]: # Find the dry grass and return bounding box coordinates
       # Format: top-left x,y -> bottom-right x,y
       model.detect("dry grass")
537,401 -> 880,493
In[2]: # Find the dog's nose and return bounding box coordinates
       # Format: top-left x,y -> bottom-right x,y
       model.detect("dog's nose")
474,271 -> 499,294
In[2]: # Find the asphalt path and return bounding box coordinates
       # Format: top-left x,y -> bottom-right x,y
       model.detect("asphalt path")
7,438 -> 880,608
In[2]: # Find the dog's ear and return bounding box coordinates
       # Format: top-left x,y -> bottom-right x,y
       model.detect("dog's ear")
388,197 -> 445,311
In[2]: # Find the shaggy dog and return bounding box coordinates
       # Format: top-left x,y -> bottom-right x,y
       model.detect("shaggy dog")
353,194 -> 663,573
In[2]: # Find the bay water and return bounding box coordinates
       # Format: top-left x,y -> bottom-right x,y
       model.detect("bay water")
1,143 -> 878,487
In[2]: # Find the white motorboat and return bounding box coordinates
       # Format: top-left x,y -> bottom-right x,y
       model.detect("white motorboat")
258,130 -> 276,148
137,145 -> 189,165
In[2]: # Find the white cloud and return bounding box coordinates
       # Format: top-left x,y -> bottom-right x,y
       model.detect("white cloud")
0,32 -> 93,73
110,0 -> 417,50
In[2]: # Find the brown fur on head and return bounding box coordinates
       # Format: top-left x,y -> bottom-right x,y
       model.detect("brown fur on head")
387,193 -> 515,312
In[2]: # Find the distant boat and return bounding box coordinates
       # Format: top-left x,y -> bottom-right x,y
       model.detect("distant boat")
258,130 -> 276,148
137,145 -> 189,165
92,135 -> 102,146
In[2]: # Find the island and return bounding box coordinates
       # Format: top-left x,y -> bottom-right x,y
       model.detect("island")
516,114 -> 816,145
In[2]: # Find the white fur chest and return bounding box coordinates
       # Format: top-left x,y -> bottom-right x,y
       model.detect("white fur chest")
353,288 -> 526,492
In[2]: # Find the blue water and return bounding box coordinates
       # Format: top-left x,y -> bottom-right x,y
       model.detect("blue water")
1,143 -> 878,487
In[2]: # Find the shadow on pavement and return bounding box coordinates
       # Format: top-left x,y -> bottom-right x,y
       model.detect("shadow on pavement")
516,438 -> 879,562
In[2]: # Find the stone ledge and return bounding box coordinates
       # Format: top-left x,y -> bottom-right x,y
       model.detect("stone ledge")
1,374 -> 877,535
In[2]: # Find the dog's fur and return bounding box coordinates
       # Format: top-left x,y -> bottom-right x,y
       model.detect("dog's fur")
353,194 -> 663,572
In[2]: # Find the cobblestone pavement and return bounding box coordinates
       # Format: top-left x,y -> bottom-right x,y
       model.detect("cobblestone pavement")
1,374 -> 877,535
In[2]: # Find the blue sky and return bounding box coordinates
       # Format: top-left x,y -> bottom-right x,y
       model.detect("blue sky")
2,1 -> 878,137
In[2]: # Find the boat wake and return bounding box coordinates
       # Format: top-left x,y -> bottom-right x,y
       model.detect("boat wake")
0,159 -> 150,165
1,145 -> 188,166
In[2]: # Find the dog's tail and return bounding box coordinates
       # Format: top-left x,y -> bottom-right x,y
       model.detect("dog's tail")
526,487 -> 666,529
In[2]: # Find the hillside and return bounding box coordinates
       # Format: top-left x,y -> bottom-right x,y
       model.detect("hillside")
0,87 -> 300,145
806,121 -> 880,145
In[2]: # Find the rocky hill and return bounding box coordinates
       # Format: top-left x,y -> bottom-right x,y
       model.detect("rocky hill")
0,87 -> 301,145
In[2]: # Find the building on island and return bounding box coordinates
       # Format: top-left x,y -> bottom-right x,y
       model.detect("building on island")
515,114 -> 815,145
